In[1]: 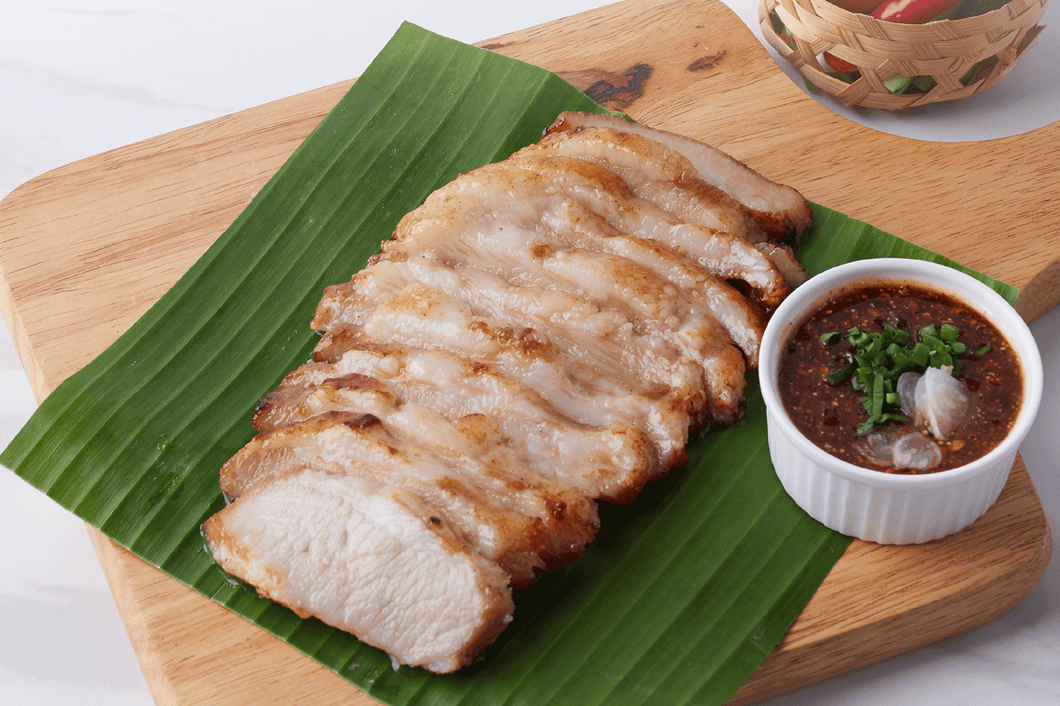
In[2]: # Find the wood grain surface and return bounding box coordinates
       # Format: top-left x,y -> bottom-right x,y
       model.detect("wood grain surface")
0,0 -> 1054,704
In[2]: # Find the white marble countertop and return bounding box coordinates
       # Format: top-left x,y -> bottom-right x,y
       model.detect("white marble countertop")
1,2 -> 1057,705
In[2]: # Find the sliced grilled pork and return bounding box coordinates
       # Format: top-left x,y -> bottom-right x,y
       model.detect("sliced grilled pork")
632,178 -> 769,245
378,156 -> 768,367
754,242 -> 809,289
383,154 -> 791,308
203,468 -> 514,673
261,341 -> 656,503
206,113 -> 813,674
248,377 -> 600,567
314,257 -> 709,422
314,287 -> 693,469
506,150 -> 792,306
543,111 -> 814,242
219,412 -> 555,585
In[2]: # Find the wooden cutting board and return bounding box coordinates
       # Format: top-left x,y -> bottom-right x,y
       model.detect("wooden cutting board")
0,0 -> 1054,704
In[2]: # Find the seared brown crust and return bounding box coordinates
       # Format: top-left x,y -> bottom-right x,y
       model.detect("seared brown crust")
219,411 -> 600,586
255,340 -> 656,504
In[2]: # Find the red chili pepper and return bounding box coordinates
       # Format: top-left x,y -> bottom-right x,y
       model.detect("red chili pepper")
828,0 -> 888,12
870,0 -> 963,23
824,52 -> 859,73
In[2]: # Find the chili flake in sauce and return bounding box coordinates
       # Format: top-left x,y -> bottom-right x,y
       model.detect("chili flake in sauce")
777,281 -> 1023,473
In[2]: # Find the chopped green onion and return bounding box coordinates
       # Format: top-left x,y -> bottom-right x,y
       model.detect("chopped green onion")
940,323 -> 960,342
910,343 -> 930,367
870,373 -> 885,418
820,319 -> 981,433
936,351 -> 952,365
884,324 -> 909,345
826,369 -> 848,385
884,74 -> 913,95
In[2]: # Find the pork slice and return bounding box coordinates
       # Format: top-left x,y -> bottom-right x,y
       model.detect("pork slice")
425,232 -> 746,423
631,178 -> 769,245
538,198 -> 769,367
389,408 -> 600,566
317,257 -> 709,421
314,286 -> 692,470
295,341 -> 656,503
431,155 -> 792,307
203,468 -> 514,673
378,204 -> 749,421
503,148 -> 792,304
753,242 -> 809,289
379,155 -> 767,366
512,126 -> 723,225
253,369 -> 394,433
515,155 -> 799,306
219,412 -> 552,585
543,111 -> 814,243
252,369 -> 600,567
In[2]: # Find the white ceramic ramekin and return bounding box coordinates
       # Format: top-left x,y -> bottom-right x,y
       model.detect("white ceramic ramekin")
760,258 -> 1043,544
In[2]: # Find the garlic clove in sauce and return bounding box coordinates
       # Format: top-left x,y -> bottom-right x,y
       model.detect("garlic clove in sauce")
897,371 -> 921,420
908,366 -> 975,440
856,426 -> 942,471
891,431 -> 943,470
856,427 -> 902,467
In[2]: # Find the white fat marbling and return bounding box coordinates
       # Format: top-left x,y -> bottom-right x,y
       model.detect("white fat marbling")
1,2 -> 1057,705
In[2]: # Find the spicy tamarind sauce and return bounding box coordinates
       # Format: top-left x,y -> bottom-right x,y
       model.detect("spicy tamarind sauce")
776,281 -> 1023,473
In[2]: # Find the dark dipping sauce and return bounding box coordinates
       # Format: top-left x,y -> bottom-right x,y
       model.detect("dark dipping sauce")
777,281 -> 1023,473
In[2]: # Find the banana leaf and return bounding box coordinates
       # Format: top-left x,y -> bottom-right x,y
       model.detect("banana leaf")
0,21 -> 1016,706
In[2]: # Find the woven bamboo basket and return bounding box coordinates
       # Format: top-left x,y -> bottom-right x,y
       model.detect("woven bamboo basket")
759,0 -> 1048,110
